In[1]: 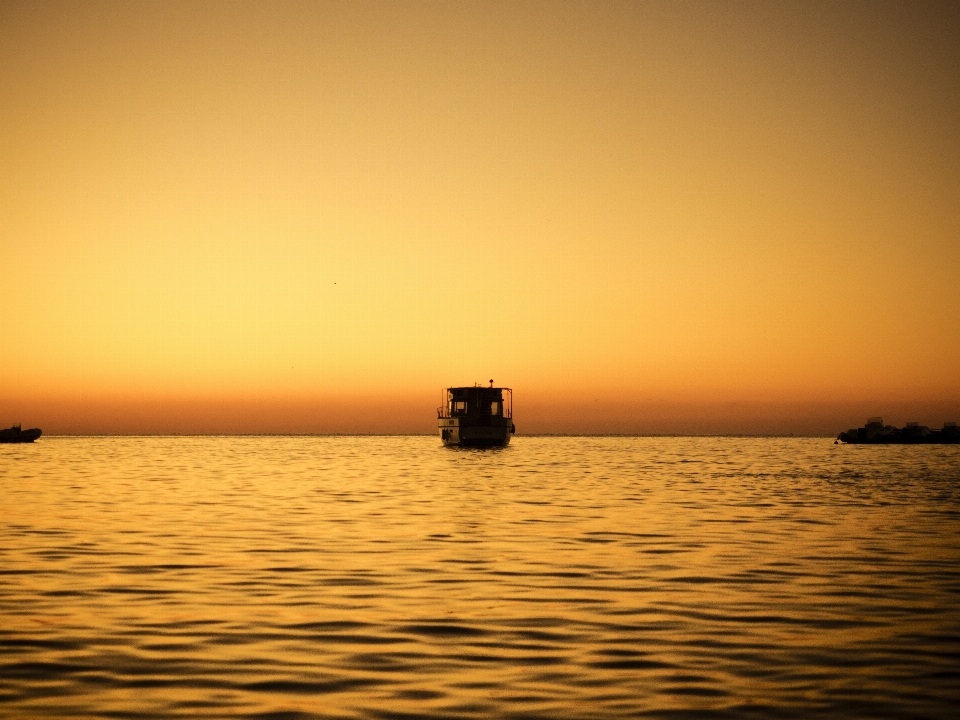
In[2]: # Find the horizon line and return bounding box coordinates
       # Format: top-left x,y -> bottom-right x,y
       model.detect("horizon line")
19,433 -> 840,439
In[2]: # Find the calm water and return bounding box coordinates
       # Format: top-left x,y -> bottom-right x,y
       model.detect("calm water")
1,436 -> 958,719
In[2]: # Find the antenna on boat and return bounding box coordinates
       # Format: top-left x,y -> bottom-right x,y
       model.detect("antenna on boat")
489,379 -> 494,387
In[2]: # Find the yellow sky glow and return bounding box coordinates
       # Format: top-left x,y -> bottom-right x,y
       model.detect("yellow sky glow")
2,1 -> 958,433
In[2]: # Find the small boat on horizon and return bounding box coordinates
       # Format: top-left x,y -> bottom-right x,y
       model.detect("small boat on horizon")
438,382 -> 515,447
836,417 -> 959,444
0,424 -> 42,443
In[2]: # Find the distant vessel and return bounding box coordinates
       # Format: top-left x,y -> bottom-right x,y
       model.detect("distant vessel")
0,424 -> 42,443
438,382 -> 515,447
836,417 -> 959,444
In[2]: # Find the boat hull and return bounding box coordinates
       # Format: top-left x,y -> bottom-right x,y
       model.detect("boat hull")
439,418 -> 514,448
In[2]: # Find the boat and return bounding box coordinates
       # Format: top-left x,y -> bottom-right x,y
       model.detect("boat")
0,424 -> 42,443
438,382 -> 515,447
836,418 -> 959,444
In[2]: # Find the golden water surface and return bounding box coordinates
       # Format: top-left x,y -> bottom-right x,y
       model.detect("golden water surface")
1,437 -> 958,718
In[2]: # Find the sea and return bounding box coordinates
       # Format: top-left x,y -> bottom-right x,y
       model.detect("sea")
1,436 -> 958,719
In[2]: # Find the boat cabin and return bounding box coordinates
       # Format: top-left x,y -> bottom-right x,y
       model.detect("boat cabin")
441,386 -> 512,420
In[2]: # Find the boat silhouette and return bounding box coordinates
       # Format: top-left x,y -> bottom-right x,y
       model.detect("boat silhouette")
438,381 -> 515,447
836,418 -> 959,444
0,424 -> 42,443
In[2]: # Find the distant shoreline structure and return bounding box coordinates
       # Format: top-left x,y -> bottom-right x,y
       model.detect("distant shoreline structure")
836,418 -> 959,444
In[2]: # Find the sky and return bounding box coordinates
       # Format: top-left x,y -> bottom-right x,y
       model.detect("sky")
1,0 -> 958,435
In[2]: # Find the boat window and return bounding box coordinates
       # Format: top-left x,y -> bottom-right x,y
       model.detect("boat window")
454,401 -> 467,414
490,401 -> 501,416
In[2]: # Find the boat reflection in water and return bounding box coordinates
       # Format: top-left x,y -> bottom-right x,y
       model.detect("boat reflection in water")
438,381 -> 515,447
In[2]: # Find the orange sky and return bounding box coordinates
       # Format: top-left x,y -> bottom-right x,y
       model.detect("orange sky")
2,0 -> 958,434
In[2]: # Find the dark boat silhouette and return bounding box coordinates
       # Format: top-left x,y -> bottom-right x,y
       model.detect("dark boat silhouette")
0,424 -> 42,443
836,417 -> 959,444
438,381 -> 515,447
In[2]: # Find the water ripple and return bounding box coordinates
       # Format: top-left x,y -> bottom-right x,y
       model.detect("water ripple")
1,436 -> 958,718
